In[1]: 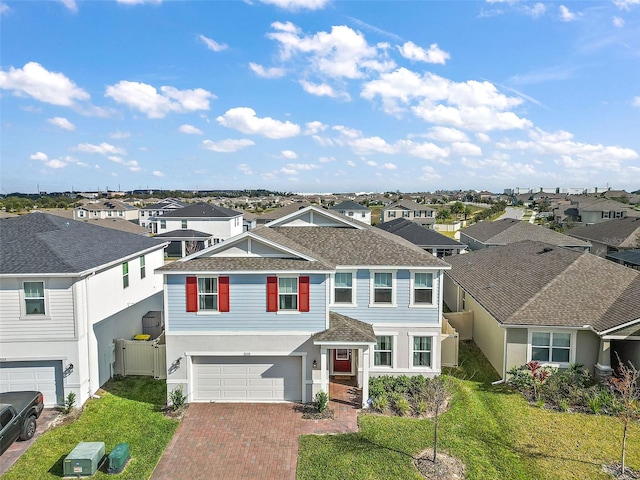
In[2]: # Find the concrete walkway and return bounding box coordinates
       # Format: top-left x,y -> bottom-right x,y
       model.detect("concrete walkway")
151,396 -> 359,480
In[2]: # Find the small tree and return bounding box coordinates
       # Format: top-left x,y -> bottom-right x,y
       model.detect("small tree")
425,376 -> 452,463
436,209 -> 451,224
608,357 -> 640,475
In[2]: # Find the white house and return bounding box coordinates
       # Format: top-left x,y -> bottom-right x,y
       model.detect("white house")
138,198 -> 188,229
0,213 -> 167,407
74,199 -> 139,221
330,200 -> 372,225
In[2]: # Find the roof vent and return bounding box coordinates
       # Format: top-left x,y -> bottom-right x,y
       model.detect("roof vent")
538,247 -> 554,254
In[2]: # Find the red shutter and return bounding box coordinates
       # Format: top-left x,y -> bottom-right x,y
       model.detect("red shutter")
299,276 -> 310,312
186,276 -> 198,312
218,276 -> 230,312
267,276 -> 278,312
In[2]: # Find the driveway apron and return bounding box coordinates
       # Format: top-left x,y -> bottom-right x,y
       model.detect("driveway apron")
151,401 -> 358,480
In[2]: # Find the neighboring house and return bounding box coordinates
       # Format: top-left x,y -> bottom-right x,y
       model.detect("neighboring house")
139,198 -> 188,229
40,209 -> 151,236
0,213 -> 167,407
239,210 -> 258,232
74,199 -> 138,221
158,206 -> 451,407
381,200 -> 436,227
150,202 -> 243,249
376,218 -> 467,257
154,229 -> 215,258
606,250 -> 640,270
443,241 -> 640,382
330,201 -> 372,225
460,218 -> 591,252
557,196 -> 638,225
255,202 -> 311,226
566,217 -> 640,257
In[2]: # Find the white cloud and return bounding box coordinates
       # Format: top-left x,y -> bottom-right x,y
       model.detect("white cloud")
346,160 -> 356,167
153,170 -> 165,177
105,81 -> 214,118
397,42 -> 450,65
285,163 -> 319,171
30,152 -> 48,161
110,130 -> 131,139
381,162 -> 397,170
281,150 -> 298,159
559,5 -> 576,21
1,3 -> 11,15
632,96 -> 640,107
612,16 -> 624,27
524,2 -> 545,18
365,160 -> 378,167
202,138 -> 255,152
249,63 -> 286,79
613,0 -> 640,9
419,165 -> 442,181
108,156 -> 141,171
31,152 -> 85,170
318,156 -> 335,163
0,62 -> 90,106
179,124 -> 204,135
267,22 -> 395,80
47,117 -> 75,131
258,0 -> 330,11
75,142 -> 126,156
399,140 -> 450,161
216,107 -> 300,139
476,132 -> 491,143
451,141 -> 482,156
304,121 -> 327,135
299,80 -> 339,98
199,34 -> 228,52
58,0 -> 78,12
425,126 -> 469,142
238,164 -> 254,175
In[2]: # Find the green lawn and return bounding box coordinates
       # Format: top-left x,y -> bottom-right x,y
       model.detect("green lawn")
2,377 -> 177,480
297,342 -> 640,480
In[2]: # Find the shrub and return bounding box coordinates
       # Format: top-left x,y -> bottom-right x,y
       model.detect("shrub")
63,392 -> 76,414
169,385 -> 186,410
415,399 -> 428,415
409,375 -> 429,396
393,375 -> 412,394
371,395 -> 388,413
394,396 -> 412,416
314,390 -> 329,413
558,399 -> 569,412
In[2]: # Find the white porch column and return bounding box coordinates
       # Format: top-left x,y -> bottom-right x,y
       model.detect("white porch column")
320,347 -> 328,396
595,338 -> 613,383
361,347 -> 370,408
181,241 -> 186,258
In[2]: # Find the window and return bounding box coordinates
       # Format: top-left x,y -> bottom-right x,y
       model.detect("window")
412,273 -> 433,305
415,210 -> 422,217
24,282 -> 45,315
140,255 -> 146,279
461,291 -> 466,311
78,210 -> 85,218
181,220 -> 188,229
334,272 -> 353,304
186,276 -> 229,313
374,336 -> 393,366
413,336 -> 432,367
122,262 -> 129,288
336,349 -> 349,360
361,212 -> 366,218
118,211 -> 124,217
266,276 -> 309,312
160,219 -> 166,229
402,211 -> 410,217
348,211 -> 354,217
388,211 -> 396,218
107,211 -> 113,217
373,272 -> 393,304
531,332 -> 572,363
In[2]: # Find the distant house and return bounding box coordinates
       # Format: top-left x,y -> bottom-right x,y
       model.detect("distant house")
606,250 -> 640,270
330,201 -> 371,225
255,202 -> 312,226
0,213 -> 168,407
40,209 -> 151,236
443,241 -> 640,382
567,217 -> 640,257
556,196 -> 639,225
240,210 -> 258,231
381,200 -> 436,227
377,218 -> 467,257
74,199 -> 138,221
150,203 -> 243,257
139,198 -> 188,229
460,218 -> 591,252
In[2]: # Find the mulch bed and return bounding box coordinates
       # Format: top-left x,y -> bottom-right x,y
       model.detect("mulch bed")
414,449 -> 465,480
296,403 -> 334,420
603,463 -> 640,480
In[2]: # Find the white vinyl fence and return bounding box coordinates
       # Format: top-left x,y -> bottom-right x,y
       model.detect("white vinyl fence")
114,333 -> 166,379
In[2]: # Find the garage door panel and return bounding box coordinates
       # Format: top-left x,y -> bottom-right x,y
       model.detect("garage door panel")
0,361 -> 62,407
193,356 -> 301,402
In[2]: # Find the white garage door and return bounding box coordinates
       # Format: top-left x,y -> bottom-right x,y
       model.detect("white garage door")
192,356 -> 302,402
0,361 -> 62,407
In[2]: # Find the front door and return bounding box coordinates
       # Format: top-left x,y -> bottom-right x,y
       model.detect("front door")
333,349 -> 352,374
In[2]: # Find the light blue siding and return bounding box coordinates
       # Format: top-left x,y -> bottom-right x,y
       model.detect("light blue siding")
166,274 -> 327,332
331,269 -> 441,325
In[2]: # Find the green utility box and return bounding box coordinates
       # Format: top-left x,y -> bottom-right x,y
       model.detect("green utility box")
107,443 -> 130,474
63,442 -> 105,477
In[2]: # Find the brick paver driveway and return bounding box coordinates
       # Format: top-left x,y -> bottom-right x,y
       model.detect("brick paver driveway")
151,401 -> 358,480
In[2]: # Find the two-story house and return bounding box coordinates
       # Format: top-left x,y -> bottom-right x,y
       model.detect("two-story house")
138,198 -> 188,229
159,206 -> 450,407
377,218 -> 467,257
329,201 -> 372,225
381,200 -> 436,227
567,217 -> 640,257
74,199 -> 139,221
0,213 -> 167,407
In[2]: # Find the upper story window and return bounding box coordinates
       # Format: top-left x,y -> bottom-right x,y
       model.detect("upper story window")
414,211 -> 422,217
198,277 -> 218,311
181,220 -> 188,229
334,272 -> 353,304
374,335 -> 393,367
118,211 -> 124,217
122,262 -> 129,288
140,255 -> 146,279
266,276 -> 309,313
530,331 -> 572,364
186,276 -> 230,313
78,210 -> 85,218
107,211 -> 113,217
160,219 -> 166,229
412,272 -> 433,305
402,211 -> 410,217
361,212 -> 366,218
371,272 -> 394,306
24,281 -> 45,315
140,211 -> 146,217
388,211 -> 396,218
348,211 -> 354,217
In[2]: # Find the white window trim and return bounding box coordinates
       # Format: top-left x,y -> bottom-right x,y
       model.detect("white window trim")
196,275 -> 220,315
20,280 -> 50,320
408,332 -> 438,372
369,270 -> 397,308
277,275 -> 299,314
526,328 -> 576,368
409,271 -> 436,308
371,333 -> 397,369
330,270 -> 357,307
122,262 -> 130,289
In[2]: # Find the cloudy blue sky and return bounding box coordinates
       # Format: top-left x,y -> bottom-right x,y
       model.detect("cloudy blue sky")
1,0 -> 639,194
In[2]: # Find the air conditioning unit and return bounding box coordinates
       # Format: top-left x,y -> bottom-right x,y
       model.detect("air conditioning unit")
142,311 -> 164,339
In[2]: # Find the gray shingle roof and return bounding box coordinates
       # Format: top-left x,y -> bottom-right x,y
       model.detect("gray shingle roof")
606,249 -> 640,266
312,312 -> 376,343
0,212 -> 166,275
257,202 -> 312,222
567,217 -> 640,248
161,202 -> 241,218
376,218 -> 465,248
445,240 -> 640,333
330,201 -> 369,211
159,257 -> 332,272
461,218 -> 590,247
154,229 -> 211,239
